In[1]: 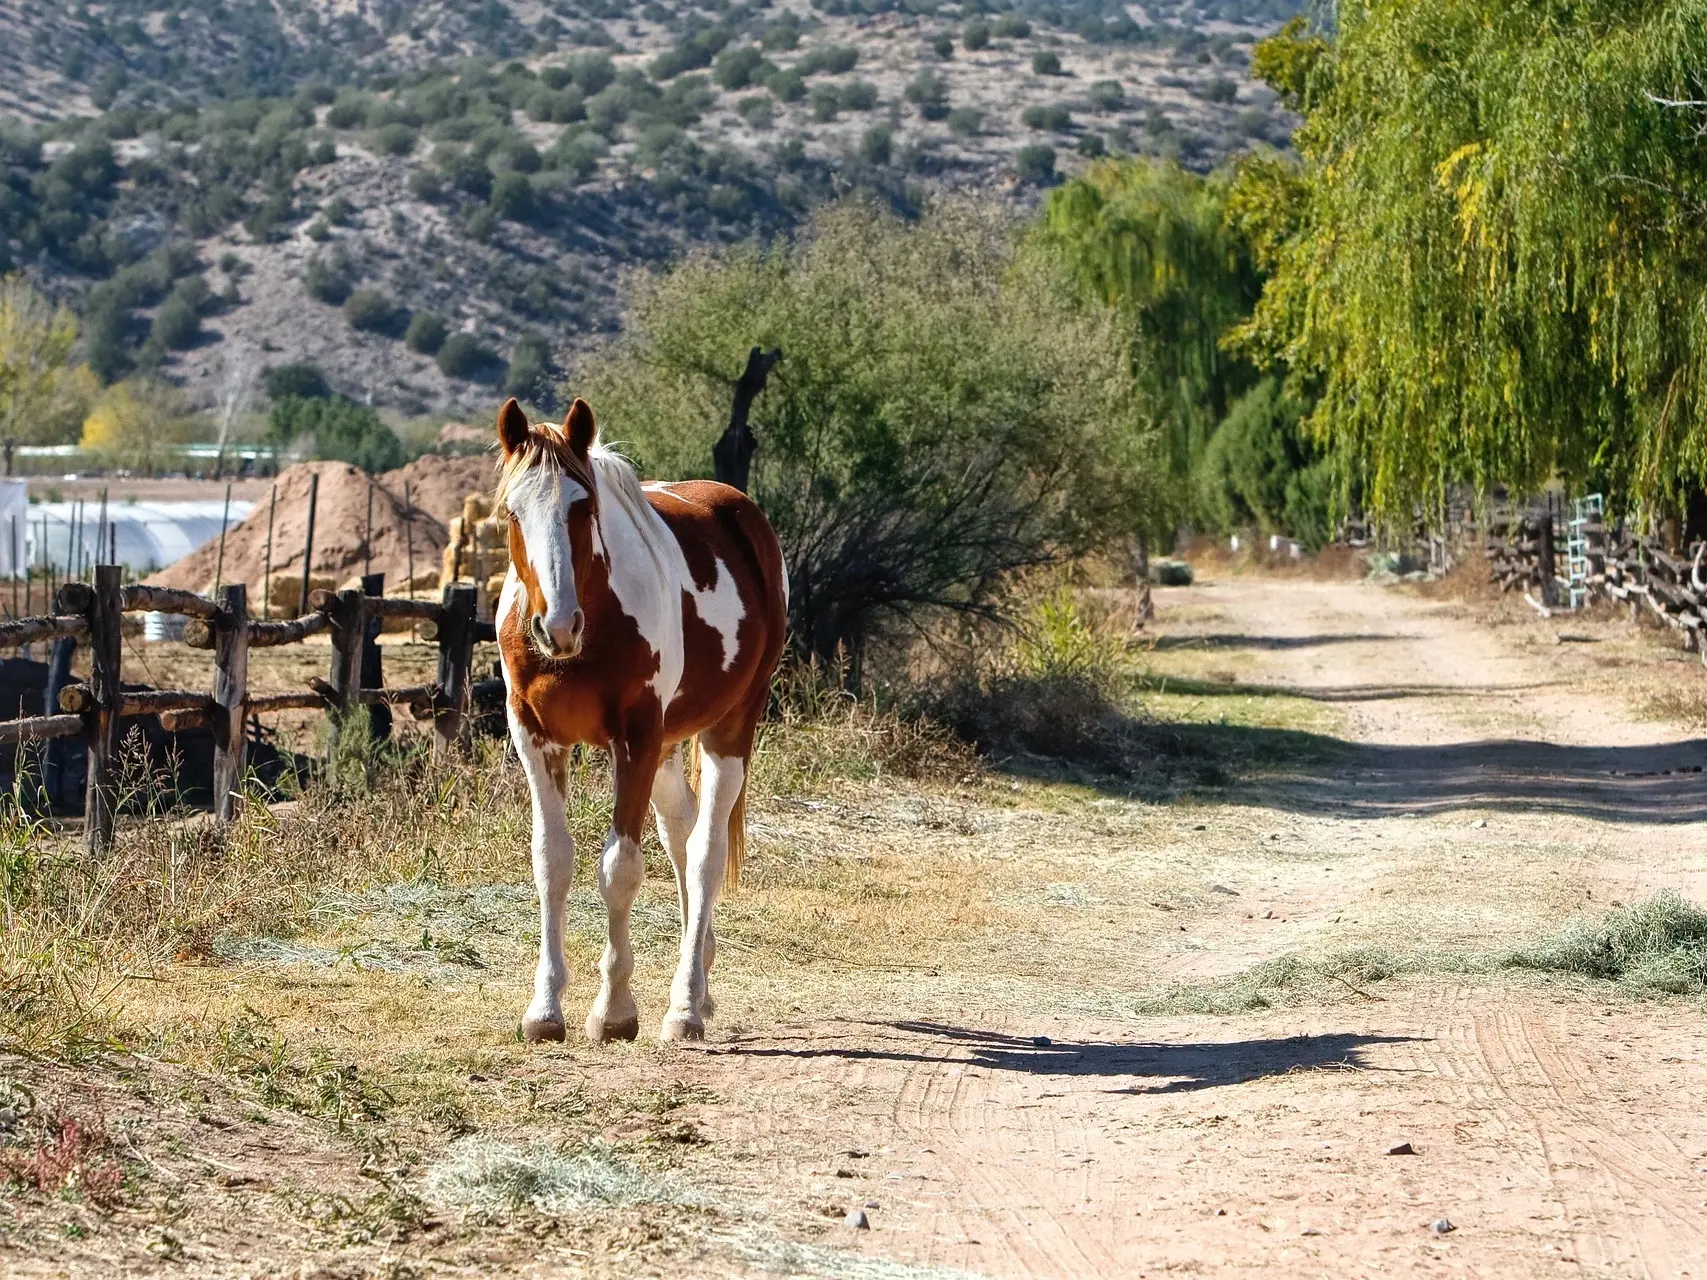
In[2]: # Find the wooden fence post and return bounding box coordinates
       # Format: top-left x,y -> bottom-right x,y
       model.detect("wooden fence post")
360,571 -> 391,742
212,582 -> 249,825
42,633 -> 76,810
83,564 -> 122,854
326,587 -> 365,765
434,583 -> 476,757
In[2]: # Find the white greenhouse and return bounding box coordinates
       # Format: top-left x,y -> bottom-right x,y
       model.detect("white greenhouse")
9,499 -> 254,578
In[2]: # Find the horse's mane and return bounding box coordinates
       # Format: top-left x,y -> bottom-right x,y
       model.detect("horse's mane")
494,425 -> 676,577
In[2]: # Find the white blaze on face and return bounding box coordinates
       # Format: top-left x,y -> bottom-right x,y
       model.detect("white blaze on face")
507,463 -> 589,645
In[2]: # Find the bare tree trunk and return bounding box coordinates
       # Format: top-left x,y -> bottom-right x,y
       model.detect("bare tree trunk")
713,346 -> 782,493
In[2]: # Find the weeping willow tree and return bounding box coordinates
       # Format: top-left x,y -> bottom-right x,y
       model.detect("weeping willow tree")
1041,159 -> 1262,499
1241,2 -> 1707,526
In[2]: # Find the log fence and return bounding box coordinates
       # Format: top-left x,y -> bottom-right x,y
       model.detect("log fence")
0,568 -> 500,850
1485,500 -> 1707,662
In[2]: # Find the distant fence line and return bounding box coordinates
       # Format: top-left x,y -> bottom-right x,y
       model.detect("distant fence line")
0,567 -> 501,852
1484,500 -> 1707,659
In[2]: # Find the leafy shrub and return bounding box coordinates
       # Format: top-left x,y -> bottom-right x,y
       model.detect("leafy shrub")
438,148 -> 493,198
763,13 -> 802,50
544,131 -> 604,180
504,333 -> 554,399
714,45 -> 768,90
905,70 -> 949,120
737,96 -> 774,128
490,171 -> 536,221
325,92 -> 372,129
1196,378 -> 1333,547
946,107 -> 982,136
932,35 -> 954,59
493,140 -> 542,173
1089,79 -> 1125,111
570,54 -> 617,95
1015,144 -> 1057,184
809,83 -> 841,122
1078,132 -> 1107,157
270,395 -> 404,473
311,138 -> 338,164
526,88 -> 586,123
797,45 -> 858,76
405,312 -> 448,355
766,69 -> 806,102
860,124 -> 893,165
1032,50 -> 1062,76
541,65 -> 574,91
151,293 -> 200,350
407,168 -> 443,199
840,80 -> 879,111
343,289 -> 401,334
436,332 -> 495,379
467,207 -> 498,242
304,250 -> 356,305
1197,76 -> 1238,104
651,27 -> 730,80
1022,104 -> 1073,132
963,19 -> 991,50
265,363 -> 331,401
993,13 -> 1032,38
577,201 -> 1154,667
368,123 -> 418,155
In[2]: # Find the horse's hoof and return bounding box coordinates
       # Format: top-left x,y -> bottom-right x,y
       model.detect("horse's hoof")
659,1012 -> 705,1043
585,1011 -> 640,1043
522,1014 -> 567,1043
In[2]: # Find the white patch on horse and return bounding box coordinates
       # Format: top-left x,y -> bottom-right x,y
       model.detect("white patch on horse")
688,557 -> 745,671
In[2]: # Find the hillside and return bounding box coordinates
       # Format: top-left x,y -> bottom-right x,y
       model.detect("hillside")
0,0 -> 1301,423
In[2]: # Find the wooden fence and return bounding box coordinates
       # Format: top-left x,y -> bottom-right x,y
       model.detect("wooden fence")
1485,505 -> 1707,660
0,566 -> 502,852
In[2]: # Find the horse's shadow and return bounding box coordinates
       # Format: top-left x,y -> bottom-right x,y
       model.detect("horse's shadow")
705,1020 -> 1421,1094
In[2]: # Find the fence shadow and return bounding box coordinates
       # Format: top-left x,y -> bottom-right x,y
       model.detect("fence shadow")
709,1020 -> 1420,1094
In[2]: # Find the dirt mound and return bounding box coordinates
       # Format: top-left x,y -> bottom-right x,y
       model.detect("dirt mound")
147,455 -> 497,599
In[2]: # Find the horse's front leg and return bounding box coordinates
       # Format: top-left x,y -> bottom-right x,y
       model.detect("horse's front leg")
513,727 -> 573,1043
585,717 -> 662,1043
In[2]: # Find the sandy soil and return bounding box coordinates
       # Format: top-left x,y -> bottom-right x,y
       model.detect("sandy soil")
661,578 -> 1707,1279
6,574 -> 1707,1278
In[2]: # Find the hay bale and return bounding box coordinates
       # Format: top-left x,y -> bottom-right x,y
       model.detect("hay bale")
265,571 -> 337,616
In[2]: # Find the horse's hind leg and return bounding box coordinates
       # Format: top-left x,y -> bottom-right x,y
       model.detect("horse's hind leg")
585,718 -> 661,1043
652,744 -> 718,1019
661,715 -> 756,1043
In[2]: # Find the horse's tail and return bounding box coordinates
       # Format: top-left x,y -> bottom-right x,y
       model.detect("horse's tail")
726,774 -> 748,892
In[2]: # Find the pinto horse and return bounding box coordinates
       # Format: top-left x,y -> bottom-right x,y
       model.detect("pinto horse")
492,396 -> 787,1043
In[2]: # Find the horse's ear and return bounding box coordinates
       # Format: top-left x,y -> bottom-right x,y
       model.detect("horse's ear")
563,398 -> 596,458
497,398 -> 530,455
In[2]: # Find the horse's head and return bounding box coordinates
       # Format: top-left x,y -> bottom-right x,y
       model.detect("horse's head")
496,396 -> 600,660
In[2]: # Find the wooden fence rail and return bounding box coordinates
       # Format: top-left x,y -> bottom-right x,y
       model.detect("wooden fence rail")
1487,510 -> 1707,662
0,567 -> 500,850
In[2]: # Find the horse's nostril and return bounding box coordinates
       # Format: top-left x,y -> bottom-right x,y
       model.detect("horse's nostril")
569,609 -> 585,640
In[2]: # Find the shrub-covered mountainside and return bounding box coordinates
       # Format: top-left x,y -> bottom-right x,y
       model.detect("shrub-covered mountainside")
1,0 -> 1299,419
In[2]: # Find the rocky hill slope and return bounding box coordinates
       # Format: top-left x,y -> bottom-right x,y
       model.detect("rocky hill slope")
1,0 -> 1300,424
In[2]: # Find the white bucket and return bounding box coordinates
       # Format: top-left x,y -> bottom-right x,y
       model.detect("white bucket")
143,611 -> 187,642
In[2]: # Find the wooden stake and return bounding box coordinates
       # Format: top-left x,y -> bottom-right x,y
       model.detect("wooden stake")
434,583 -> 476,758
262,483 -> 276,621
299,471 -> 319,617
364,474 -> 374,582
211,582 -> 249,824
214,481 -> 232,596
83,564 -> 122,854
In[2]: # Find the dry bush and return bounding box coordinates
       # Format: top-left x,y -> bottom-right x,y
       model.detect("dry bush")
1177,533 -> 1368,581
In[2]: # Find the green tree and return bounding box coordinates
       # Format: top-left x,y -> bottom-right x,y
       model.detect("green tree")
0,278 -> 81,466
269,395 -> 403,473
577,201 -> 1157,671
1239,0 -> 1707,524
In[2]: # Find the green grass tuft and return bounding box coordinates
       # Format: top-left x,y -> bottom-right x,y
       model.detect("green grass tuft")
1503,891 -> 1707,994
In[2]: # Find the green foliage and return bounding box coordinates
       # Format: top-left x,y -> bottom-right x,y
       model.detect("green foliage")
304,250 -> 356,305
860,125 -> 893,165
367,122 -> 419,156
265,363 -> 331,401
993,13 -> 1032,38
1042,158 -> 1261,498
1032,50 -> 1062,76
932,35 -> 955,60
1088,79 -> 1125,112
714,45 -> 769,91
1015,144 -> 1057,185
766,69 -> 807,103
651,26 -> 730,81
489,171 -> 536,221
269,395 -> 403,472
1240,0 -> 1707,523
576,201 -> 1156,667
405,312 -> 448,355
1250,15 -> 1330,112
436,332 -> 494,380
504,333 -> 554,400
1196,378 -> 1334,548
797,45 -> 858,76
1022,104 -> 1073,133
904,70 -> 949,121
946,108 -> 982,137
963,20 -> 991,51
343,289 -> 401,334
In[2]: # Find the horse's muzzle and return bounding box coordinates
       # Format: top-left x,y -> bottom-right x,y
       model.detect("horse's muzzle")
529,610 -> 585,659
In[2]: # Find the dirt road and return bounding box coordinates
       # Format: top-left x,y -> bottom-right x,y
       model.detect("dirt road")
670,577 -> 1707,1279
9,574 -> 1707,1279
